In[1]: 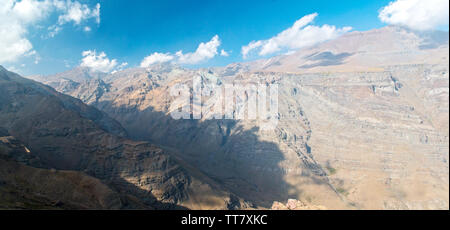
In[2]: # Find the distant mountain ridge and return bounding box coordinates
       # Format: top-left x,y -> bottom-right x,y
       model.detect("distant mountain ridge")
218,26 -> 449,74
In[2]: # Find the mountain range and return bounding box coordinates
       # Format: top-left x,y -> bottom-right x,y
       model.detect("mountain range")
1,26 -> 448,209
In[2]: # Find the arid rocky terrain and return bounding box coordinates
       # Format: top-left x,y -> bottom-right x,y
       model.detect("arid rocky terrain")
0,66 -> 253,210
3,26 -> 448,210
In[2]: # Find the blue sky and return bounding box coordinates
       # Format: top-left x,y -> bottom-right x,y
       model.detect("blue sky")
1,0 -> 448,75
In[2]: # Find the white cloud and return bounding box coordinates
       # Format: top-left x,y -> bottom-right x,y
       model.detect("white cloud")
0,0 -> 44,62
140,35 -> 223,67
12,0 -> 52,23
47,24 -> 62,37
49,1 -> 100,37
140,52 -> 174,67
117,62 -> 128,69
176,35 -> 221,64
241,40 -> 263,59
80,50 -> 125,73
0,0 -> 101,63
241,13 -> 352,58
111,62 -> 128,73
220,49 -> 229,57
56,1 -> 100,25
379,0 -> 449,31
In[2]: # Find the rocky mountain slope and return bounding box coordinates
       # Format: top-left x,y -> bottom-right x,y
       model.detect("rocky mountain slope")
0,66 -> 250,210
28,26 -> 449,209
1,132 -> 122,210
34,65 -> 345,208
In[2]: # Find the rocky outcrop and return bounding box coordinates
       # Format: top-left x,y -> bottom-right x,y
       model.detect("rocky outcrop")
271,199 -> 326,210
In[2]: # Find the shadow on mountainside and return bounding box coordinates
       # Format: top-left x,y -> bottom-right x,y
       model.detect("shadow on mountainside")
1,66 -> 342,209
299,51 -> 353,69
0,129 -> 188,210
94,102 -> 334,208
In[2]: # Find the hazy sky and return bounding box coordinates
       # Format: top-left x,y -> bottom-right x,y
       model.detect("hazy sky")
1,0 -> 448,75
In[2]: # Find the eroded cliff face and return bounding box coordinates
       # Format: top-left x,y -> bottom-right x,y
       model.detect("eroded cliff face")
275,66 -> 449,209
0,67 -> 250,210
29,27 -> 449,209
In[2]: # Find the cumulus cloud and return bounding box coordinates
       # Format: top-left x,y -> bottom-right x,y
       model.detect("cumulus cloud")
241,40 -> 263,59
55,1 -> 100,25
140,52 -> 174,67
47,24 -> 62,37
0,0 -> 44,62
80,50 -> 126,73
47,0 -> 100,37
111,62 -> 128,74
379,0 -> 449,31
11,0 -> 53,23
0,0 -> 101,63
241,13 -> 352,58
140,35 -> 223,67
220,49 -> 229,57
176,35 -> 221,64
117,62 -> 128,70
